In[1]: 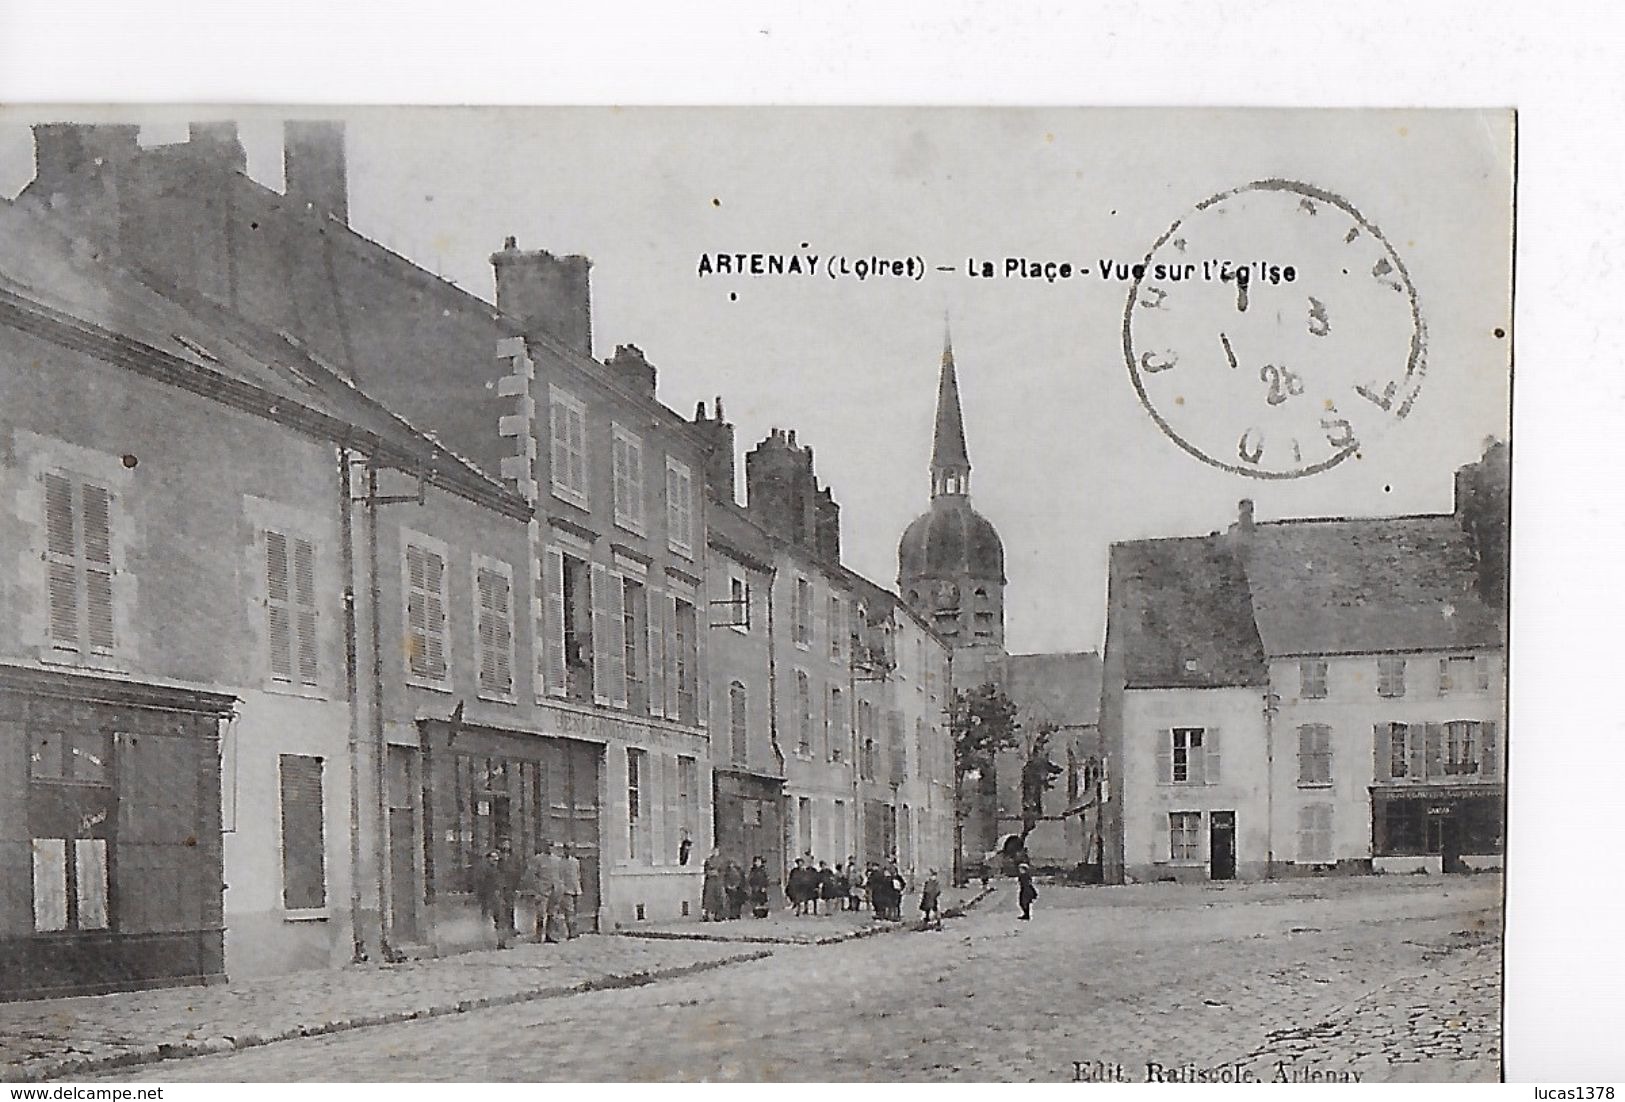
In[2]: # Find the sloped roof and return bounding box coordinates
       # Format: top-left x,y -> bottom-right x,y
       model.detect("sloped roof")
1109,535 -> 1268,689
1003,652 -> 1102,726
1242,516 -> 1504,656
0,199 -> 526,517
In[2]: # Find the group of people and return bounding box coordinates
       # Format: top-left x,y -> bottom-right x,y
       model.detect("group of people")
701,851 -> 944,928
700,849 -> 774,921
474,839 -> 584,948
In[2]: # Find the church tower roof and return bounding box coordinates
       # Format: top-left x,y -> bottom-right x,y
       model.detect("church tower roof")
930,319 -> 971,495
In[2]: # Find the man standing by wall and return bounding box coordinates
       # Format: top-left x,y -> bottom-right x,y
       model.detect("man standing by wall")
525,841 -> 563,943
559,845 -> 584,940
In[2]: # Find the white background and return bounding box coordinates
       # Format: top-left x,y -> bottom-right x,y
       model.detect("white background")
0,0 -> 1619,1083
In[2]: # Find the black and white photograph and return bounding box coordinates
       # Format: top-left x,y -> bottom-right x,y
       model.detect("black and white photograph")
0,101 -> 1515,1084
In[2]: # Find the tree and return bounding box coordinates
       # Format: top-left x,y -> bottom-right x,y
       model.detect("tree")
1019,722 -> 1065,840
948,682 -> 1021,883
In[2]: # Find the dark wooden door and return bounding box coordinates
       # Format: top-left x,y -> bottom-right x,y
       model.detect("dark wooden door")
1209,811 -> 1236,880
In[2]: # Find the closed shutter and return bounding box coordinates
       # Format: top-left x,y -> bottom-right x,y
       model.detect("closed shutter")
665,594 -> 679,718
590,563 -> 611,705
279,754 -> 327,910
293,537 -> 318,685
1477,656 -> 1493,692
659,753 -> 678,865
44,473 -> 79,646
1297,805 -> 1315,861
1155,730 -> 1172,785
80,484 -> 114,652
1438,656 -> 1451,695
542,548 -> 566,696
1409,722 -> 1427,780
550,400 -> 570,495
1205,727 -> 1221,784
607,571 -> 627,707
647,585 -> 666,718
478,564 -> 513,696
1481,721 -> 1499,780
116,732 -> 207,934
1150,813 -> 1168,862
423,549 -> 446,678
1424,722 -> 1443,780
1373,723 -> 1392,782
693,600 -> 709,728
267,531 -> 293,680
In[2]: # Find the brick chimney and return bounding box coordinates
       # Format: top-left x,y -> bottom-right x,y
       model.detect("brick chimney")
746,429 -> 816,547
31,123 -> 140,184
694,397 -> 737,504
284,120 -> 348,224
490,236 -> 593,357
814,486 -> 841,564
605,344 -> 657,398
1237,498 -> 1255,533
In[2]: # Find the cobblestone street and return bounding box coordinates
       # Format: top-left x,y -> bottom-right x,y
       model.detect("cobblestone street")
96,874 -> 1501,1083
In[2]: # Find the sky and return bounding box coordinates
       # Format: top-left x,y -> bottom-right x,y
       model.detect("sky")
0,107 -> 1513,654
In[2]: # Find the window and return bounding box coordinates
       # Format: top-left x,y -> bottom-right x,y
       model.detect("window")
794,576 -> 812,647
1298,804 -> 1333,862
1297,724 -> 1332,785
678,755 -> 699,842
404,540 -> 449,683
475,559 -> 514,699
729,574 -> 751,632
627,748 -> 646,861
828,686 -> 845,762
622,578 -> 647,712
1299,658 -> 1327,699
611,425 -> 645,532
858,702 -> 875,778
666,458 -> 694,555
561,554 -> 593,700
1438,655 -> 1476,696
829,595 -> 842,658
674,598 -> 698,723
797,672 -> 812,754
43,472 -> 117,656
1169,812 -> 1201,863
549,387 -> 589,506
729,681 -> 748,764
1172,727 -> 1204,784
1377,656 -> 1406,698
1387,722 -> 1410,779
1379,801 -> 1426,854
862,738 -> 876,780
265,530 -> 319,686
1443,720 -> 1482,776
279,754 -> 327,911
29,727 -> 113,932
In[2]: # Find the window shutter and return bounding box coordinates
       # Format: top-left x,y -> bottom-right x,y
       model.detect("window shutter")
1297,805 -> 1315,862
1373,723 -> 1392,782
1477,656 -> 1492,692
647,585 -> 666,718
1438,657 -> 1451,695
1423,722 -> 1443,780
693,604 -> 709,728
1155,730 -> 1172,785
1408,721 -> 1426,780
423,549 -> 446,678
1296,725 -> 1312,784
79,484 -> 115,651
1204,727 -> 1221,784
1151,814 -> 1168,862
267,531 -> 293,680
493,569 -> 512,694
542,548 -> 566,696
279,754 -> 327,910
662,754 -> 680,864
1481,721 -> 1499,780
477,566 -> 497,688
293,537 -> 318,685
550,401 -> 569,493
607,572 -> 627,707
590,562 -> 611,705
665,594 -> 679,718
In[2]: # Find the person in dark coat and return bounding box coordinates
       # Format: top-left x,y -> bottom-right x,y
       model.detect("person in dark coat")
885,862 -> 906,921
845,859 -> 863,911
475,842 -> 520,948
787,857 -> 811,916
865,863 -> 889,921
723,860 -> 747,920
813,861 -> 834,916
919,868 -> 942,930
1017,863 -> 1039,920
702,846 -> 726,921
747,856 -> 771,918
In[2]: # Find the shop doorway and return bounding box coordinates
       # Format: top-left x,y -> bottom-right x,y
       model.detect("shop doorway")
1209,811 -> 1236,880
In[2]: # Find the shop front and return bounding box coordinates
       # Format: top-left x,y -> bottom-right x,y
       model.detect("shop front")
417,718 -> 603,950
1371,784 -> 1504,874
0,665 -> 234,1001
713,769 -> 784,909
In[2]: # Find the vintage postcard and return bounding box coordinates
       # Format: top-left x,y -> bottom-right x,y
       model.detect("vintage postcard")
0,106 -> 1511,1082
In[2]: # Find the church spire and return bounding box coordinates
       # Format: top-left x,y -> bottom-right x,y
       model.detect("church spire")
931,315 -> 972,498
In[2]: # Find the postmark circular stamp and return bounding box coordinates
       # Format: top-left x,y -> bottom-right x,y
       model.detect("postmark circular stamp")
1123,179 -> 1426,479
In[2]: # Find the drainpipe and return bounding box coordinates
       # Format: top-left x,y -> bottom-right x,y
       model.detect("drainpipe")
338,445 -> 366,963
367,460 -> 395,960
764,563 -> 785,884
1264,689 -> 1280,879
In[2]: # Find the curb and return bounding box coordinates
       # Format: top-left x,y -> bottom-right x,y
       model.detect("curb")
11,949 -> 772,1084
615,887 -> 995,947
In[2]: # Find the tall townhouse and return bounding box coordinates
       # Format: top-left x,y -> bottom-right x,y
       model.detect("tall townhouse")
0,201 -> 522,995
20,121 -> 716,936
741,429 -> 860,871
698,404 -> 787,901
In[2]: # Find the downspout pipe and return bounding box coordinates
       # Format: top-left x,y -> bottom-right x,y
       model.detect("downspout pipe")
338,445 -> 366,962
368,460 -> 394,960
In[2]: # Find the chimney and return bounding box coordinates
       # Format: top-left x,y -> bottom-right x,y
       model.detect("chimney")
1237,498 -> 1255,533
31,123 -> 139,183
694,396 -> 738,504
187,121 -> 247,174
746,429 -> 815,547
284,120 -> 349,224
815,487 -> 842,564
490,237 -> 593,357
604,343 -> 657,398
